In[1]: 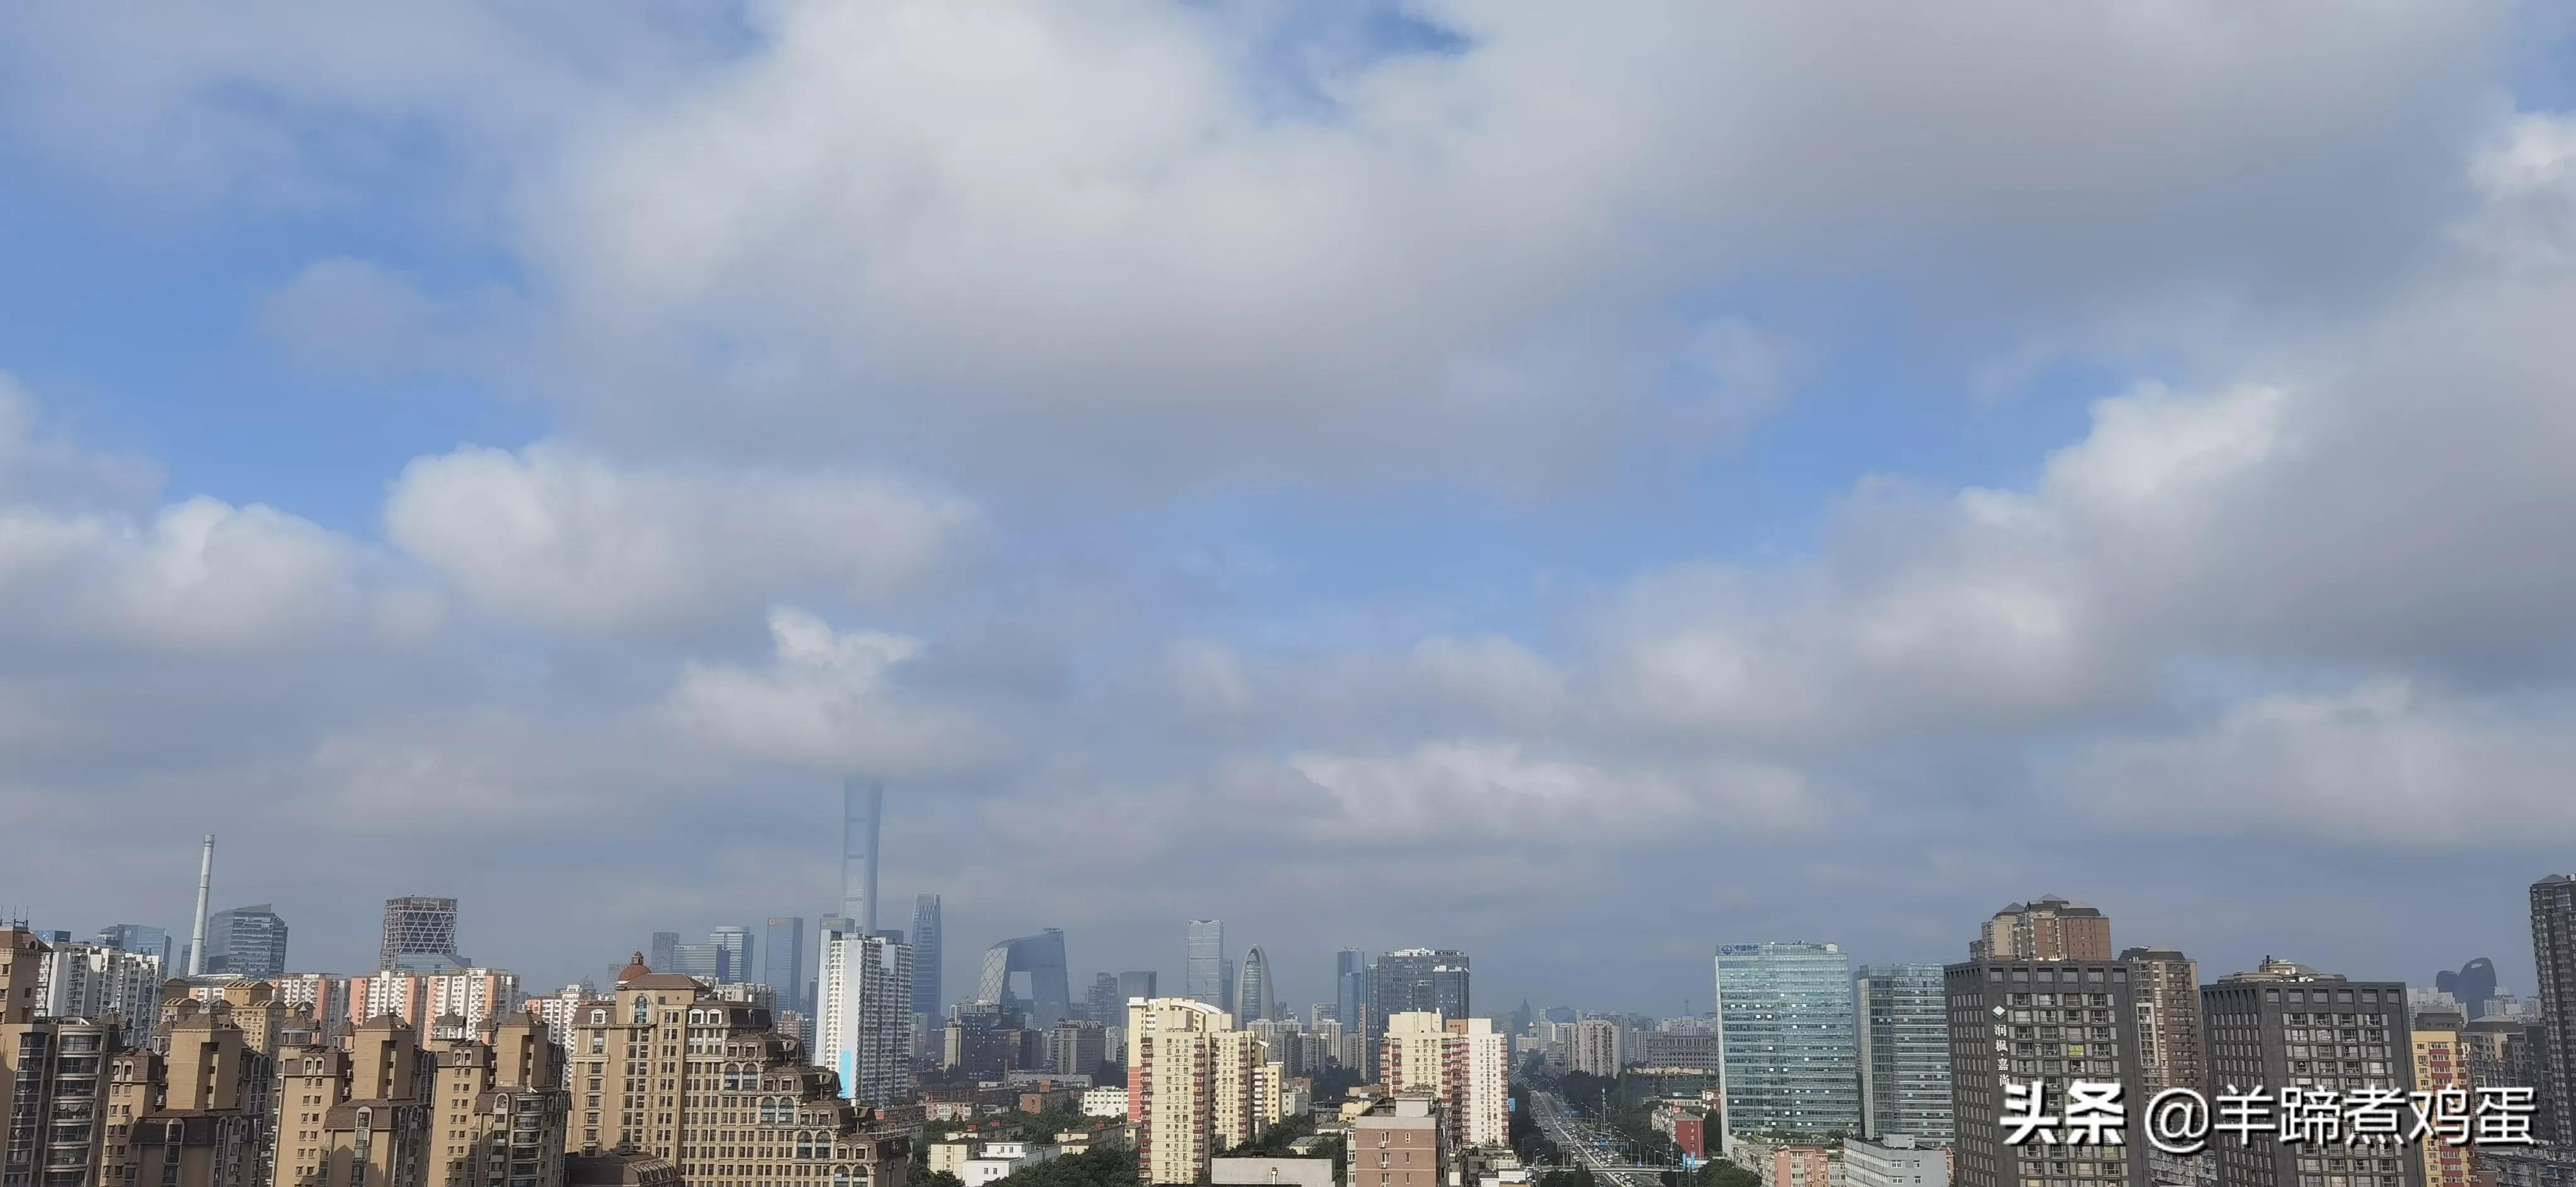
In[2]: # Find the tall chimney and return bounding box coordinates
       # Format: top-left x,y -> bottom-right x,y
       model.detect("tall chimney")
187,834 -> 214,976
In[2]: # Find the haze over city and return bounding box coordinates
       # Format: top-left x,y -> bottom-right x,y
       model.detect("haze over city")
8,0 -> 2576,1015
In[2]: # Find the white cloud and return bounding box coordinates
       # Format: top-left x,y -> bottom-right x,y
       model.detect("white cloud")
0,372 -> 160,510
669,607 -> 994,776
0,496 -> 372,655
2061,680 -> 2576,846
1288,741 -> 1818,841
386,441 -> 974,632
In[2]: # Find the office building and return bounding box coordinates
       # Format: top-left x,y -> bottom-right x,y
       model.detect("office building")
1845,1136 -> 1948,1187
843,779 -> 884,933
380,896 -> 463,971
1945,955 -> 2150,1187
765,917 -> 808,1010
1713,942 -> 1859,1147
2201,958 -> 2420,1187
670,942 -> 723,983
1633,1029 -> 1723,1073
1050,1019 -> 1110,1077
1336,949 -> 1369,1031
1382,1012 -> 1509,1149
1968,896 -> 2111,962
1127,997 -> 1282,1183
1856,963 -> 1953,1144
1188,921 -> 1226,1008
912,895 -> 943,1021
818,927 -> 916,1106
979,930 -> 1074,1029
93,924 -> 171,967
1084,973 -> 1121,1025
1372,949 -> 1471,1041
32,941 -> 165,1043
1121,971 -> 1160,1002
1238,946 -> 1278,1023
711,925 -> 754,985
564,953 -> 914,1186
1351,1095 -> 1448,1187
1568,1017 -> 1622,1077
2414,1010 -> 2477,1187
196,903 -> 291,979
649,931 -> 680,972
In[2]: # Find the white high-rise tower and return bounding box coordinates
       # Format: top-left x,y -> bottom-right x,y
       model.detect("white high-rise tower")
841,780 -> 882,934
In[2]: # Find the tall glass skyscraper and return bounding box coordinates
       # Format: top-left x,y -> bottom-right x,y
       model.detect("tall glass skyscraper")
1187,919 -> 1225,1006
911,895 -> 942,1019
765,917 -> 807,1010
1855,963 -> 1953,1143
711,925 -> 754,985
1370,948 -> 1469,1041
1335,949 -> 1369,1030
1712,941 -> 1860,1147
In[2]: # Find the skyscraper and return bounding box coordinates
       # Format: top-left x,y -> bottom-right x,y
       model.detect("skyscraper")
379,896 -> 460,971
2201,959 -> 2418,1187
1119,971 -> 1159,1002
911,895 -> 942,1019
201,904 -> 290,979
1187,920 -> 1225,1007
2438,958 -> 2499,1019
92,924 -> 170,968
2534,875 -> 2576,1142
1947,952 -> 2151,1187
1236,946 -> 1277,1022
2119,946 -> 2206,1100
650,931 -> 680,971
1567,1017 -> 1622,1076
817,923 -> 916,1106
843,779 -> 884,934
711,925 -> 753,985
1087,974 -> 1121,1025
1968,895 -> 2111,961
1370,948 -> 1470,1039
979,930 -> 1074,1029
1713,942 -> 1858,1149
1855,964 -> 1952,1144
765,917 -> 808,1010
1335,949 -> 1368,1030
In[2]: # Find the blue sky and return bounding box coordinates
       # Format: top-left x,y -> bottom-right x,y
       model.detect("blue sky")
5,1 -> 2576,1013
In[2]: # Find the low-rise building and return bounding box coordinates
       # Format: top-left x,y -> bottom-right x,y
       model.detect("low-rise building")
1084,1086 -> 1131,1117
962,1141 -> 1063,1187
1845,1136 -> 1945,1187
1214,1156 -> 1340,1187
1734,1139 -> 1838,1187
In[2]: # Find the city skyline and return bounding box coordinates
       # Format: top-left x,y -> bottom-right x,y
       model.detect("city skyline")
7,2 -> 2576,1028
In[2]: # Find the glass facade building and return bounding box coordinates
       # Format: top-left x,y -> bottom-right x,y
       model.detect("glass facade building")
1713,941 -> 1860,1146
1856,963 -> 1954,1143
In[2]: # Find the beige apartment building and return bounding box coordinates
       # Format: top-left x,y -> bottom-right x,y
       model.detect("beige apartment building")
1126,997 -> 1284,1184
1350,1094 -> 1446,1187
559,954 -> 911,1187
2411,1012 -> 2475,1187
1968,896 -> 2112,962
1379,1012 -> 1508,1151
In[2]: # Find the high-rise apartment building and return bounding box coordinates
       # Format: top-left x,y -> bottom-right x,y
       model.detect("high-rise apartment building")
2200,959 -> 2420,1187
1371,950 -> 1470,1041
911,895 -> 943,1022
765,917 -> 808,1010
271,973 -> 354,1030
92,924 -> 171,967
1128,997 -> 1283,1184
273,1012 -> 436,1187
1049,1019 -> 1110,1077
1238,947 -> 1277,1024
1945,956 -> 2150,1187
2413,1010 -> 2476,1187
565,954 -> 913,1186
32,941 -> 165,1044
1713,942 -> 1859,1149
1567,1017 -> 1622,1077
711,926 -> 754,985
1856,963 -> 1952,1144
99,1005 -> 265,1187
199,904 -> 291,979
2116,947 -> 2205,1098
1336,950 -> 1370,1031
1968,897 -> 2111,962
818,927 -> 916,1106
380,897 -> 462,971
4,928 -> 123,1187
1381,1012 -> 1509,1149
2463,1016 -> 2557,1144
2533,875 -> 2576,1142
347,968 -> 521,1034
419,1012 -> 570,1187
1188,921 -> 1227,1008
